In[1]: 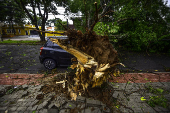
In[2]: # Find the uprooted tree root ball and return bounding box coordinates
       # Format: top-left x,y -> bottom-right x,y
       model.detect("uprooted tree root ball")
42,2 -> 123,111
50,28 -> 120,100
49,1 -> 121,100
67,29 -> 118,65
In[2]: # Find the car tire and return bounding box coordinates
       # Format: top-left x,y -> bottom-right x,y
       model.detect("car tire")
43,59 -> 57,70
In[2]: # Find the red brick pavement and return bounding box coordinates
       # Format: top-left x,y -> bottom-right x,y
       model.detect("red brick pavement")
109,73 -> 170,83
0,73 -> 54,85
0,73 -> 170,85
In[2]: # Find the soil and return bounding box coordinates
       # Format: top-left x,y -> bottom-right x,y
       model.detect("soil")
65,29 -> 118,65
40,72 -> 116,112
49,28 -> 120,104
1,72 -> 170,112
39,71 -> 170,112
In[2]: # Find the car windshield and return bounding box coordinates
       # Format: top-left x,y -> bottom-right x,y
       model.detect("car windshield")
53,43 -> 62,49
44,39 -> 62,49
45,39 -> 53,47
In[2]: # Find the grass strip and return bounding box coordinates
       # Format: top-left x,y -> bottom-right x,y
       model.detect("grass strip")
0,39 -> 46,45
0,40 -> 38,44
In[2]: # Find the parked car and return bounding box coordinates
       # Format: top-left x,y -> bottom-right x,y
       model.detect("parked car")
39,36 -> 74,70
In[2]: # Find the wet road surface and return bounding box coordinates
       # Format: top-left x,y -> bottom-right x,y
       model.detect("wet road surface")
0,44 -> 68,74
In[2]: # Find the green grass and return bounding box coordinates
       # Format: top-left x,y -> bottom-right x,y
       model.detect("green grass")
147,96 -> 168,108
0,39 -> 39,44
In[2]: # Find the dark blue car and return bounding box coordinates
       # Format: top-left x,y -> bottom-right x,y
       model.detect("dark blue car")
39,36 -> 74,69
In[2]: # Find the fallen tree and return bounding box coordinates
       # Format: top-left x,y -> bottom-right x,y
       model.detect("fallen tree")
50,2 -> 122,100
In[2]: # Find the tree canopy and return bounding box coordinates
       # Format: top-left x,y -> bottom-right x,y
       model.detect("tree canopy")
13,0 -> 68,41
0,0 -> 27,25
55,19 -> 67,31
112,0 -> 170,52
67,0 -> 170,53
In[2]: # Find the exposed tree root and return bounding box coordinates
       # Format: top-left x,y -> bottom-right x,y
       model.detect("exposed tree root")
50,2 -> 119,101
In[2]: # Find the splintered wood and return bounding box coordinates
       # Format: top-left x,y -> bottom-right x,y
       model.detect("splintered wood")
50,2 -> 119,101
51,29 -> 119,100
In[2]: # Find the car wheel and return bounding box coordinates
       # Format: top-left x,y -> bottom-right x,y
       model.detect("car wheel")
43,59 -> 56,70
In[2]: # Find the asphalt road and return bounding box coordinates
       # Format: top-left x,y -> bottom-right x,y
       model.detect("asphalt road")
0,44 -> 68,74
117,50 -> 170,72
0,44 -> 170,74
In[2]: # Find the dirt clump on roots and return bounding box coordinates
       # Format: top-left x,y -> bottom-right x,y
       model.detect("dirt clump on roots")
65,29 -> 118,65
46,17 -> 119,113
40,72 -> 116,112
41,2 -> 120,112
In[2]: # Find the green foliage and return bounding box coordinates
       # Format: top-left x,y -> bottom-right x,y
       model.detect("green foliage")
0,0 -> 27,24
147,96 -> 168,108
67,0 -> 101,31
113,0 -> 170,52
23,54 -> 26,56
46,19 -> 56,26
144,83 -> 169,108
115,105 -> 120,109
12,0 -> 68,41
5,52 -> 11,56
66,0 -> 170,53
146,85 -> 165,95
140,97 -> 146,101
71,17 -> 86,33
0,40 -> 38,44
125,23 -> 157,51
146,83 -> 165,95
32,110 -> 36,113
0,66 -> 4,69
93,22 -> 119,36
93,22 -> 120,43
55,19 -> 67,31
6,89 -> 14,94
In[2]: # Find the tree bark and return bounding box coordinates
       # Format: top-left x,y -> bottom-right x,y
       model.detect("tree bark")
50,27 -> 120,100
14,0 -> 46,41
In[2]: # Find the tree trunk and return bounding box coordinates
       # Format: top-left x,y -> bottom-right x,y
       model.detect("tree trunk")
50,2 -> 122,101
34,23 -> 45,41
50,29 -> 120,100
0,22 -> 4,42
12,22 -> 16,35
41,21 -> 46,41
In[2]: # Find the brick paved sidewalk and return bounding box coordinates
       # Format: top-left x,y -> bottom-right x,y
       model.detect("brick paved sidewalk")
0,73 -> 170,85
0,73 -> 170,113
109,72 -> 170,83
0,73 -> 54,85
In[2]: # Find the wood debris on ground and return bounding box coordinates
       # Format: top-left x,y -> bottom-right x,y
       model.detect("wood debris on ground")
50,2 -> 121,101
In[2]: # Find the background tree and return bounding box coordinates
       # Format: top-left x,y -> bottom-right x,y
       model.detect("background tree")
0,0 -> 27,35
46,19 -> 57,26
55,19 -> 67,31
112,0 -> 170,52
14,0 -> 68,41
67,0 -> 170,53
66,0 -> 102,32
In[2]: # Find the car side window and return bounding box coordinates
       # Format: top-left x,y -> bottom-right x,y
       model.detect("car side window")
46,40 -> 53,47
45,38 -> 69,49
52,43 -> 62,49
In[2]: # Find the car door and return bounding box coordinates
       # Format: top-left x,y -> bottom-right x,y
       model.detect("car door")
52,43 -> 72,66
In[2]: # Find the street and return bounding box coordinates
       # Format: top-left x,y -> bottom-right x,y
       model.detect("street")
0,44 -> 170,74
0,44 -> 68,74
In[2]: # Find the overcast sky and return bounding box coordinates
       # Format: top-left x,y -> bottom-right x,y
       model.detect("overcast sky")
167,0 -> 170,5
53,0 -> 170,24
26,0 -> 170,25
48,7 -> 74,24
26,6 -> 75,24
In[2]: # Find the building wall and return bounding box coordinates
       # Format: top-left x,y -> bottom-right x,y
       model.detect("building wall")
1,24 -> 64,38
1,24 -> 33,37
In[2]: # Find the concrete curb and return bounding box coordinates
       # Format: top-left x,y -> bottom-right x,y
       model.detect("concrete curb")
2,72 -> 170,74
